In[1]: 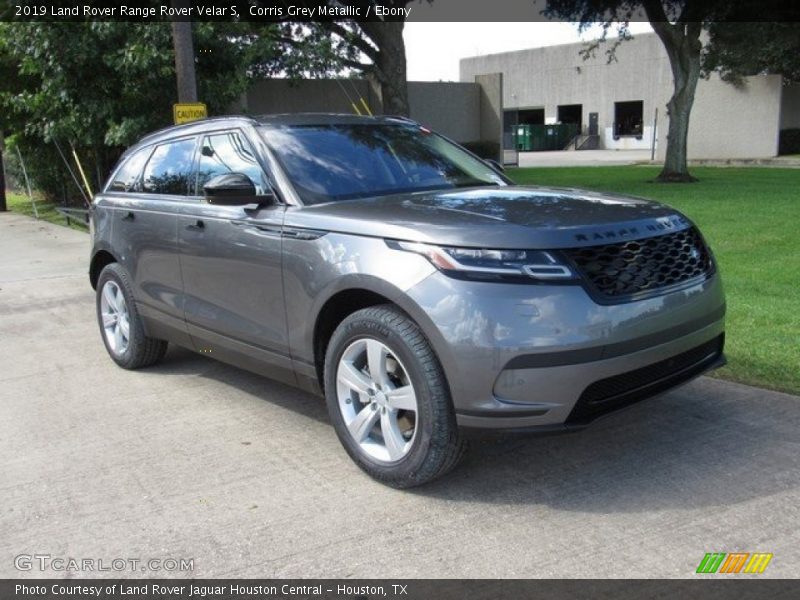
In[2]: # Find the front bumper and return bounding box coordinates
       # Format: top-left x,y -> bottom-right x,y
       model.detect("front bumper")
404,271 -> 726,431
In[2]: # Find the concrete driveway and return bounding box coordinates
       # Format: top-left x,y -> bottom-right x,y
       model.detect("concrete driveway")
1,211 -> 798,579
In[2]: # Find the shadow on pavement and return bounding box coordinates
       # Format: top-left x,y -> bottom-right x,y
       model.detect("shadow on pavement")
142,346 -> 799,513
143,345 -> 331,426
417,379 -> 800,512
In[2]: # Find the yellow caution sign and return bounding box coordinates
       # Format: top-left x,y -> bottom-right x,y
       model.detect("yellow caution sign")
173,103 -> 208,125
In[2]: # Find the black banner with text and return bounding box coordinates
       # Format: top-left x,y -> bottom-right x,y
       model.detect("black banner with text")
1,0 -> 799,23
3,579 -> 799,600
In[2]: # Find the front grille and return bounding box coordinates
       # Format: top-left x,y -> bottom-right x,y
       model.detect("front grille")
563,227 -> 713,302
566,334 -> 724,425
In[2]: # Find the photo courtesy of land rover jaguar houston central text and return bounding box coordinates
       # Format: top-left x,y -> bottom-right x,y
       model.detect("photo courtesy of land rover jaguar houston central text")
89,114 -> 726,487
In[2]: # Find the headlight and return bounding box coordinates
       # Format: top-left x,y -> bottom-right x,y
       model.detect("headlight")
388,240 -> 576,282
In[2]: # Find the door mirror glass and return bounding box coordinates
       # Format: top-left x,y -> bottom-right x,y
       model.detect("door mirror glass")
203,173 -> 272,206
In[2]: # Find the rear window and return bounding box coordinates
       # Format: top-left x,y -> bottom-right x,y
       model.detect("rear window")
106,146 -> 153,193
141,138 -> 197,196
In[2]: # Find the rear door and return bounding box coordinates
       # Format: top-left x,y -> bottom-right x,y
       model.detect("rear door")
105,137 -> 196,346
177,128 -> 293,384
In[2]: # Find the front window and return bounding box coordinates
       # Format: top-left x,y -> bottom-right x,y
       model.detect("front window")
260,122 -> 506,205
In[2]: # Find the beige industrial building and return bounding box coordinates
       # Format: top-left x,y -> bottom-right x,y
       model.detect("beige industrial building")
460,33 -> 799,160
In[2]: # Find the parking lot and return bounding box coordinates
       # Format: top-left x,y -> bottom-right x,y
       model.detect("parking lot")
1,211 -> 798,578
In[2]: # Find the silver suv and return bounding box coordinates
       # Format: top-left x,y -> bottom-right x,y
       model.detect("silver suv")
90,114 -> 726,487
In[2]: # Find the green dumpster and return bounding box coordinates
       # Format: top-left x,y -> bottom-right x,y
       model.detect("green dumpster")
514,124 -> 532,151
529,124 -> 580,151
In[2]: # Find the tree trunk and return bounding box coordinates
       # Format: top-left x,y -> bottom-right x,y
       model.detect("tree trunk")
361,21 -> 409,116
171,4 -> 198,103
650,21 -> 703,182
0,134 -> 7,212
94,143 -> 107,194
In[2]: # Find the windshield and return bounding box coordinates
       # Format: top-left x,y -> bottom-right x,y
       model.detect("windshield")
259,122 -> 507,205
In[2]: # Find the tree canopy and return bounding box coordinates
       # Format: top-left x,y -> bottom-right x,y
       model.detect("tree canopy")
294,1 -> 425,116
703,22 -> 800,85
0,20 -> 349,201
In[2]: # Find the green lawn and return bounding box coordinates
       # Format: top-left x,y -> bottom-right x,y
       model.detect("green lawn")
4,191 -> 88,232
509,166 -> 800,395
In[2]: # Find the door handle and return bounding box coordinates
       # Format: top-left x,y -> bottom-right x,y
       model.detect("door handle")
229,219 -> 281,237
121,211 -> 135,221
185,219 -> 205,231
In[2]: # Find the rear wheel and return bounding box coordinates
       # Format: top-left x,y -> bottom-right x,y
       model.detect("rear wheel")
324,305 -> 466,487
96,263 -> 167,369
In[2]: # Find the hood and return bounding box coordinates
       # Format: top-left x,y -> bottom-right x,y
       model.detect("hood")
283,185 -> 692,249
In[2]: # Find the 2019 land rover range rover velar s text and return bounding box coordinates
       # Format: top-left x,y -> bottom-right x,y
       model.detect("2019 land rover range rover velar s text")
89,114 -> 726,487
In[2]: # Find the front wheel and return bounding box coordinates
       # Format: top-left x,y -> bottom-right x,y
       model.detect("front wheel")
324,305 -> 466,488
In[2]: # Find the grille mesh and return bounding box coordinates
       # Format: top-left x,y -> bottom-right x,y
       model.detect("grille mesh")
563,227 -> 713,301
567,334 -> 724,425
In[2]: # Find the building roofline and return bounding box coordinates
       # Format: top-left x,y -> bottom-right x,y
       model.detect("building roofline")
459,31 -> 657,64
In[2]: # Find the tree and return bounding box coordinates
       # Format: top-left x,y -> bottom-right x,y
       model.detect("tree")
300,2 -> 421,116
0,20 -> 358,202
546,0 -> 733,183
0,135 -> 6,212
703,22 -> 800,85
0,31 -> 24,211
0,22 -> 250,199
171,0 -> 198,103
326,17 -> 410,115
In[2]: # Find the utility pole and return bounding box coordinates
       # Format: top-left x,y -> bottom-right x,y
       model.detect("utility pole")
0,132 -> 7,212
170,0 -> 198,103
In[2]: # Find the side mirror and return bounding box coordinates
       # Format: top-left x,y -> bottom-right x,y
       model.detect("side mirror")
203,173 -> 272,206
484,158 -> 505,173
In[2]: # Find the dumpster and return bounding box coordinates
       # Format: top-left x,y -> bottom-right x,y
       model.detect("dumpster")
514,123 -> 578,151
514,124 -> 532,151
529,124 -> 579,151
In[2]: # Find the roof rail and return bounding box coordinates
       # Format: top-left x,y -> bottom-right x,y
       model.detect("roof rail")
382,115 -> 418,124
138,115 -> 259,144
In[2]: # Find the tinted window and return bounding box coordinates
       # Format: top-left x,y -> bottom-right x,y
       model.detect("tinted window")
141,138 -> 196,195
107,146 -> 152,193
260,123 -> 505,205
196,131 -> 269,195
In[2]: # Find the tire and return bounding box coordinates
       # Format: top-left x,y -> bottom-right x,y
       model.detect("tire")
324,305 -> 466,488
95,263 -> 167,370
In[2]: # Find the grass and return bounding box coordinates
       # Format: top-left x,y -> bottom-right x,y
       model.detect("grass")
4,191 -> 88,232
508,166 -> 800,396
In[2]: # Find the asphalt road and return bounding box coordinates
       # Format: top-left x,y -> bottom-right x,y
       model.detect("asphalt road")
1,211 -> 799,579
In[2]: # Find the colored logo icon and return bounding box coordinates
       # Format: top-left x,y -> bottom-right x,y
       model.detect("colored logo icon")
696,553 -> 773,574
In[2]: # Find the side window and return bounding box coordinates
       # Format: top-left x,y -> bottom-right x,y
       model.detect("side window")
196,131 -> 270,195
106,146 -> 152,193
141,138 -> 197,196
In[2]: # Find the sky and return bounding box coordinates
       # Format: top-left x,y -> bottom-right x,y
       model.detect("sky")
404,22 -> 655,82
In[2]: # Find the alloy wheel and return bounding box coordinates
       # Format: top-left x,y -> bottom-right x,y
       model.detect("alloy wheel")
100,280 -> 130,356
336,338 -> 418,463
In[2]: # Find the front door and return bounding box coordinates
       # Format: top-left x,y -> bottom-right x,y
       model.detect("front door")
177,129 -> 293,384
